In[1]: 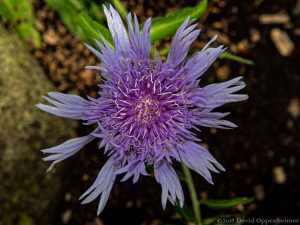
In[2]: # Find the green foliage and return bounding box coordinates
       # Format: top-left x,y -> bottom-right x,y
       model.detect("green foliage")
15,22 -> 41,47
171,196 -> 254,225
176,170 -> 186,182
0,0 -> 41,47
45,0 -> 106,42
220,52 -> 254,65
46,0 -> 105,21
78,12 -> 112,48
173,204 -> 195,221
18,213 -> 35,225
45,0 -> 86,40
0,0 -> 31,23
150,0 -> 208,42
201,197 -> 255,210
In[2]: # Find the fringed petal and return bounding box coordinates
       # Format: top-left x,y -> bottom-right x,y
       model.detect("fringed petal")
80,157 -> 119,215
127,13 -> 151,60
165,18 -> 200,68
196,76 -> 248,108
42,134 -> 95,171
185,35 -> 225,81
115,160 -> 148,183
154,160 -> 184,209
103,5 -> 130,55
36,92 -> 92,120
178,141 -> 225,184
191,110 -> 238,129
84,40 -> 123,78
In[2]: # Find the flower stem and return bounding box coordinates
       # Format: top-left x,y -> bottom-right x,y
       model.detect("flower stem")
182,163 -> 202,225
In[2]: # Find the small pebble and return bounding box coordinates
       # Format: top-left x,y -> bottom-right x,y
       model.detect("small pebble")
125,200 -> 134,208
286,120 -> 294,129
271,28 -> 294,56
236,204 -> 245,212
294,28 -> 300,36
273,166 -> 287,184
82,173 -> 90,182
288,98 -> 300,119
217,65 -> 230,80
250,29 -> 261,43
149,219 -> 161,225
254,184 -> 265,201
259,14 -> 290,24
210,128 -> 217,134
289,157 -> 296,167
61,209 -> 72,224
236,39 -> 249,52
64,192 -> 72,202
94,218 -> 105,225
43,29 -> 59,46
80,69 -> 94,86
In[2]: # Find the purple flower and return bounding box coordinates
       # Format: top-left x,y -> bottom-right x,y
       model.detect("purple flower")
37,5 -> 247,215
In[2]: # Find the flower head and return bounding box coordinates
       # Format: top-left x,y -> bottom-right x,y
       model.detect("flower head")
37,5 -> 247,215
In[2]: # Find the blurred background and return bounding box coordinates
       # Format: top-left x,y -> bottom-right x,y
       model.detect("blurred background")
0,0 -> 299,225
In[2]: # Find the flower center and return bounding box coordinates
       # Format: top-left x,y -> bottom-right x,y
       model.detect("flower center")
135,97 -> 160,124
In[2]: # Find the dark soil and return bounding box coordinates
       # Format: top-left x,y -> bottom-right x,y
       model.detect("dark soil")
30,0 -> 300,224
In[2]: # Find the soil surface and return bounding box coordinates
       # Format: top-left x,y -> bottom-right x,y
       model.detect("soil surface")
28,0 -> 300,224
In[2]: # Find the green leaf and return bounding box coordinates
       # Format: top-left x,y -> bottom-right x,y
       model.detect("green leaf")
15,22 -> 41,47
68,0 -> 84,11
0,0 -> 16,22
0,0 -> 34,23
150,0 -> 208,42
201,197 -> 254,210
46,0 -> 112,48
219,52 -> 254,66
88,2 -> 106,21
0,0 -> 40,47
174,204 -> 194,221
45,0 -> 85,39
203,214 -> 242,225
12,0 -> 33,22
46,0 -> 111,48
78,13 -> 113,48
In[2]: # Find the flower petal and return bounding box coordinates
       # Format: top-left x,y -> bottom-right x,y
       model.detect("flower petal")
196,76 -> 248,108
42,134 -> 95,171
191,110 -> 238,129
127,13 -> 151,60
166,18 -> 200,67
185,35 -> 225,81
80,156 -> 119,215
85,38 -> 124,78
115,160 -> 148,183
178,141 -> 225,184
103,5 -> 130,55
154,160 -> 184,209
36,92 -> 92,120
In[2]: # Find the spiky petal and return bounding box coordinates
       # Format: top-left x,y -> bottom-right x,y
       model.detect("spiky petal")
154,160 -> 184,209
